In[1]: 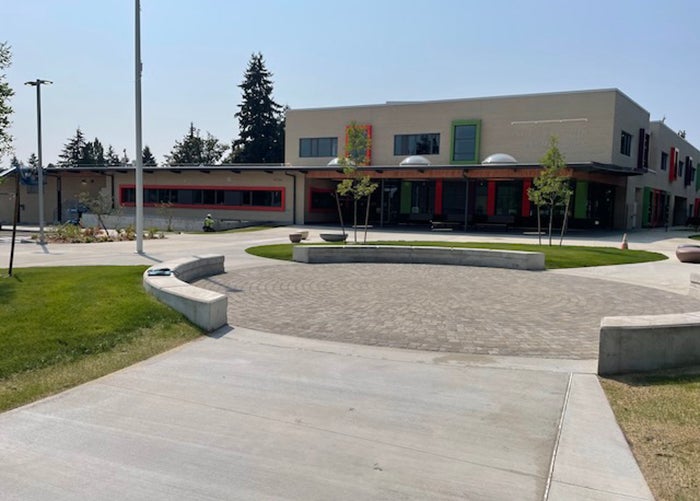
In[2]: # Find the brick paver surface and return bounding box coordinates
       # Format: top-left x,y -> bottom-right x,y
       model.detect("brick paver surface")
197,263 -> 700,359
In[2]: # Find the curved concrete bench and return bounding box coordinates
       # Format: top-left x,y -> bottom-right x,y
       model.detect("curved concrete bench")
598,312 -> 700,375
292,245 -> 545,271
143,254 -> 227,332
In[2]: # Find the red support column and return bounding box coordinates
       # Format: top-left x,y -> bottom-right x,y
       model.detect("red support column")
434,180 -> 443,216
487,181 -> 496,216
521,179 -> 532,217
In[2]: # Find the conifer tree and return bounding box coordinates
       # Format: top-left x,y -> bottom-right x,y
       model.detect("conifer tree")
231,53 -> 284,164
166,123 -> 227,165
142,145 -> 157,166
106,145 -> 121,165
58,128 -> 87,167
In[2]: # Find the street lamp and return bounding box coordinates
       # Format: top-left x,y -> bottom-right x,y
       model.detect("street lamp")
24,78 -> 52,245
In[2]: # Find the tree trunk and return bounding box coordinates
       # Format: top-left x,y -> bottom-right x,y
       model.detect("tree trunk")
548,201 -> 554,246
363,194 -> 371,243
559,196 -> 571,246
537,205 -> 542,245
353,199 -> 358,243
334,192 -> 346,236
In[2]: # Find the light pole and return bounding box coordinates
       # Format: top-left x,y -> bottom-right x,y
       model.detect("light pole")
134,0 -> 144,254
24,78 -> 52,245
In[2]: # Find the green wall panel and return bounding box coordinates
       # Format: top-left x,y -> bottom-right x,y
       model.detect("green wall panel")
574,181 -> 588,219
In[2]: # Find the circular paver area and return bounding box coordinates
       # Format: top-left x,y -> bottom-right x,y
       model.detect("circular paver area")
197,263 -> 700,359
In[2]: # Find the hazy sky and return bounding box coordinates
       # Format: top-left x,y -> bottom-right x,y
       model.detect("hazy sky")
3,0 -> 700,166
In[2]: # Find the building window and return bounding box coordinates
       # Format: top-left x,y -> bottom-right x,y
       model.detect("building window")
120,185 -> 284,211
620,130 -> 633,156
660,152 -> 668,171
451,120 -> 481,164
394,133 -> 440,156
299,137 -> 338,158
308,187 -> 336,212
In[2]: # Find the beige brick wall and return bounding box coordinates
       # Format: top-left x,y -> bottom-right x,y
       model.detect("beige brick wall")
286,89 -> 643,167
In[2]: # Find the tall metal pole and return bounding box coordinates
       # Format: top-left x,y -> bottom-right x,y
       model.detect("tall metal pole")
24,79 -> 52,245
134,0 -> 144,253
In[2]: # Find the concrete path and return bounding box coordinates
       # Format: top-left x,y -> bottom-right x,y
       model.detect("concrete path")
2,225 -> 691,500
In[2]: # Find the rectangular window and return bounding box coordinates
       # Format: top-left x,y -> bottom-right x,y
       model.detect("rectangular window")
299,137 -> 338,158
120,185 -> 284,211
393,133 -> 440,156
620,130 -> 633,156
308,188 -> 336,212
660,152 -> 668,171
451,120 -> 481,164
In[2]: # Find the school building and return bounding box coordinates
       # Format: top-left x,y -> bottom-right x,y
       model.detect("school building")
1,88 -> 698,232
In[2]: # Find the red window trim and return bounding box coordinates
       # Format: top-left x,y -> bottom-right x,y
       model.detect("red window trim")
119,184 -> 286,212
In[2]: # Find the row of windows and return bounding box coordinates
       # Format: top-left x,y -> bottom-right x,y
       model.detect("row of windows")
120,186 -> 284,210
299,121 -> 481,164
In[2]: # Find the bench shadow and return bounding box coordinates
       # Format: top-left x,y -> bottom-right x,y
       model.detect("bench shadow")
197,275 -> 244,293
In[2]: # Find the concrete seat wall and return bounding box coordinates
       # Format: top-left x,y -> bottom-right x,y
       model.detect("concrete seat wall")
292,245 -> 545,271
143,254 -> 227,332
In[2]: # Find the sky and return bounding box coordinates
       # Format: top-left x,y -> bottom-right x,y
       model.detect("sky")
3,0 -> 700,167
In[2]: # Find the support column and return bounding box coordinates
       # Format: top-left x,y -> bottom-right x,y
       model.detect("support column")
434,180 -> 443,216
486,181 -> 496,216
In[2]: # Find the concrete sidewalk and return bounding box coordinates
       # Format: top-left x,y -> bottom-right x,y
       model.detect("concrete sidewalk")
1,226 -> 687,499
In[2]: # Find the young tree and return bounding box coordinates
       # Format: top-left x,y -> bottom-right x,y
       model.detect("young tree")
231,52 -> 284,164
78,190 -> 114,238
166,122 -> 228,165
336,123 -> 378,243
0,42 -> 14,163
142,145 -> 157,166
58,128 -> 88,167
527,136 -> 572,246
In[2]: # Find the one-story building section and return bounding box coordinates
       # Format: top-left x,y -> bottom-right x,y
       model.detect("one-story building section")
1,88 -> 698,231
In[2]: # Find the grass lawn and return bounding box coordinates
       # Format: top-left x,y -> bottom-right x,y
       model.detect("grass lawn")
245,241 -> 667,269
0,266 -> 201,412
601,368 -> 700,500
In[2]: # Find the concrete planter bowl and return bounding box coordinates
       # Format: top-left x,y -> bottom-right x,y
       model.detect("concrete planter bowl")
289,233 -> 303,243
320,233 -> 348,243
676,244 -> 700,263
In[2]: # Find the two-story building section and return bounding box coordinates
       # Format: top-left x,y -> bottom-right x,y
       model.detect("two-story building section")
286,88 -> 700,231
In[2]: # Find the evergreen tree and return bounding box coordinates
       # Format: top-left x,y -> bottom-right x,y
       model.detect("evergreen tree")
106,145 -> 121,165
90,138 -> 105,166
58,128 -> 87,167
81,142 -> 95,166
231,52 -> 284,164
10,154 -> 19,169
142,145 -> 157,166
27,153 -> 38,167
0,42 -> 15,162
166,123 -> 228,165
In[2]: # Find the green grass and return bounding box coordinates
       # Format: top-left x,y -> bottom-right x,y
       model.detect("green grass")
601,368 -> 700,500
0,266 -> 201,412
245,241 -> 667,269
